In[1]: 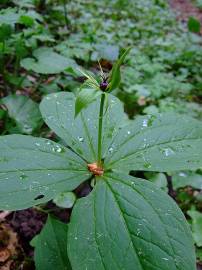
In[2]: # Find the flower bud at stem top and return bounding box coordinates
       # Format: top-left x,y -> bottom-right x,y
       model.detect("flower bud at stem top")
100,81 -> 108,91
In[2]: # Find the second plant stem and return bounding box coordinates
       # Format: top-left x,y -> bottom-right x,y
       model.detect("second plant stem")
97,93 -> 106,166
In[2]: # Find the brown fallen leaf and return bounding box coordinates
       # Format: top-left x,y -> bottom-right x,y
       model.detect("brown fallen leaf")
0,222 -> 24,270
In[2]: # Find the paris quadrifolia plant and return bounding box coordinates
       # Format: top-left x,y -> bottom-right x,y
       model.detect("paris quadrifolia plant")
1,48 -> 202,270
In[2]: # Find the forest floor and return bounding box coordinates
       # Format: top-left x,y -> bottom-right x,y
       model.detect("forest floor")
170,0 -> 202,33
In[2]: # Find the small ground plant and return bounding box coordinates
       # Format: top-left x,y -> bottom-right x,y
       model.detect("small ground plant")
0,50 -> 202,270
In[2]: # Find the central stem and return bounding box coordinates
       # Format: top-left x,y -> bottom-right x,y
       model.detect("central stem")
97,93 -> 105,166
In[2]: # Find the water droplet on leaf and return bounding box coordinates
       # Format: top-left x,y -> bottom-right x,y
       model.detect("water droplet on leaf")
142,119 -> 148,127
179,172 -> 187,177
162,148 -> 175,157
144,162 -> 152,169
35,142 -> 40,147
20,174 -> 28,180
78,136 -> 84,142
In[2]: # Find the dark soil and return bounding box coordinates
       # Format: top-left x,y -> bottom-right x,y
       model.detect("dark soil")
6,209 -> 47,257
170,0 -> 202,33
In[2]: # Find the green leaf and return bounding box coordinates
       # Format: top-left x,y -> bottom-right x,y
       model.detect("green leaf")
108,47 -> 131,92
188,17 -> 201,33
75,88 -> 101,117
53,192 -> 76,208
196,248 -> 202,261
78,69 -> 100,89
105,113 -> 202,172
0,24 -> 12,42
40,92 -> 127,163
172,171 -> 202,190
188,209 -> 202,247
41,93 -> 202,172
68,172 -> 196,270
0,8 -> 22,26
20,47 -> 76,74
91,44 -> 119,62
32,215 -> 72,270
19,15 -> 34,27
145,172 -> 168,191
0,135 -> 90,210
2,95 -> 43,134
196,0 -> 202,8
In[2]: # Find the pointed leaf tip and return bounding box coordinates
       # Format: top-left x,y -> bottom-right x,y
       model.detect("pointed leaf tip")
108,46 -> 131,92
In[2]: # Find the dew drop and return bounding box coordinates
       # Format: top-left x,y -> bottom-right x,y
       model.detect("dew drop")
162,148 -> 175,157
23,124 -> 32,133
131,181 -> 135,186
47,116 -> 54,120
127,130 -> 131,135
179,172 -> 187,177
78,136 -> 84,142
56,146 -> 62,153
35,142 -> 40,147
52,145 -> 64,153
144,162 -> 151,169
109,147 -> 113,154
142,119 -> 148,127
20,174 -> 28,180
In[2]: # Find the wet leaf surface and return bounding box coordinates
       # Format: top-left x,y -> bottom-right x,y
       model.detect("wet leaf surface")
68,172 -> 196,270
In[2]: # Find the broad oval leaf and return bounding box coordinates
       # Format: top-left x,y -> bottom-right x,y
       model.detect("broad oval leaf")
2,94 -> 43,134
105,113 -> 202,172
68,172 -> 196,270
40,92 -> 127,163
20,47 -> 77,74
91,44 -> 119,62
32,215 -> 72,270
53,191 -> 76,208
0,135 -> 90,210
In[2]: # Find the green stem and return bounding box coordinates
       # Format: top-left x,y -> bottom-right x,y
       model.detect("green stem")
97,93 -> 105,166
